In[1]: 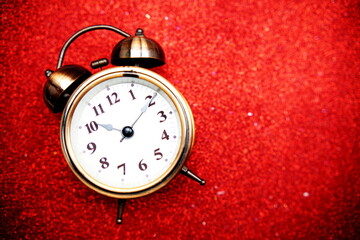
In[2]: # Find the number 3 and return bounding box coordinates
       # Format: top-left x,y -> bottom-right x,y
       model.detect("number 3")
157,111 -> 167,122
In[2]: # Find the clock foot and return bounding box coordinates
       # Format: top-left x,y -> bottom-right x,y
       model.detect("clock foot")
116,199 -> 126,224
181,166 -> 206,185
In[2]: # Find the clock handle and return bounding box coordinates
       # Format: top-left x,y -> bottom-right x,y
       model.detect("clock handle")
181,166 -> 206,185
116,199 -> 126,224
56,25 -> 131,69
43,25 -> 131,113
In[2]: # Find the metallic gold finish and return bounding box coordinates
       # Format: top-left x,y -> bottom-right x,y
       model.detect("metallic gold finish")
90,58 -> 109,69
44,25 -> 130,113
116,199 -> 126,224
56,25 -> 130,69
61,66 -> 194,199
111,28 -> 165,68
43,65 -> 91,113
181,166 -> 206,185
43,25 -> 205,223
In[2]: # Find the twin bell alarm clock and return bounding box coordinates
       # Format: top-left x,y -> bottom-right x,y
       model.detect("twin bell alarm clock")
43,25 -> 205,223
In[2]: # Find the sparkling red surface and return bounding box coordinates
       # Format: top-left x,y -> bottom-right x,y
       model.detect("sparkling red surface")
1,0 -> 359,239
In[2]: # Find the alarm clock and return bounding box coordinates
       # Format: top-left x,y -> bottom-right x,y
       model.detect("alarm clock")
43,25 -> 205,223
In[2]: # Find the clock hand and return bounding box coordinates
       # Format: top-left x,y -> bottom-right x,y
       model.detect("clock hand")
98,123 -> 122,132
131,92 -> 157,127
141,92 -> 157,113
120,92 -> 157,142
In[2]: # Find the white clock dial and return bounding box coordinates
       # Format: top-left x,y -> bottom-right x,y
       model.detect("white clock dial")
68,76 -> 183,191
61,67 -> 194,198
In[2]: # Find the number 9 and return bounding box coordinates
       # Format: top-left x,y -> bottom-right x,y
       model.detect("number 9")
87,142 -> 97,154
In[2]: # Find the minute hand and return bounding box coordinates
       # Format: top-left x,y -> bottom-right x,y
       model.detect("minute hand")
120,92 -> 157,143
131,92 -> 157,128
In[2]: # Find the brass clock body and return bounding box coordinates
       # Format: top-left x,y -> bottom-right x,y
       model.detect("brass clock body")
60,67 -> 195,199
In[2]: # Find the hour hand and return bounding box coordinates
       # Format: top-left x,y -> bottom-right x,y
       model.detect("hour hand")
98,123 -> 121,132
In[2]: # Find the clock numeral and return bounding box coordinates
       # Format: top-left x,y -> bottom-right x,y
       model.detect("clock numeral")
93,104 -> 105,116
154,148 -> 163,160
162,130 -> 169,140
129,89 -> 136,100
138,159 -> 148,171
145,95 -> 156,107
99,157 -> 109,169
87,142 -> 96,154
117,163 -> 126,175
106,92 -> 120,106
85,121 -> 98,134
157,111 -> 167,123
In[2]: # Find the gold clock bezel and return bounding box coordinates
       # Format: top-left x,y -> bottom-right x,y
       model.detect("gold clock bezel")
60,66 -> 195,199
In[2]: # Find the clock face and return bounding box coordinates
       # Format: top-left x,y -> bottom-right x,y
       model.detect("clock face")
61,67 -> 194,198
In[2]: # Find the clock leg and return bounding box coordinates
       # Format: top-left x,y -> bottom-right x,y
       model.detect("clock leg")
116,199 -> 126,224
181,166 -> 206,185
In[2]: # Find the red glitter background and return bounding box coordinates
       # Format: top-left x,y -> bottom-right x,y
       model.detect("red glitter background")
1,0 -> 359,239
